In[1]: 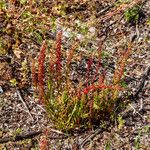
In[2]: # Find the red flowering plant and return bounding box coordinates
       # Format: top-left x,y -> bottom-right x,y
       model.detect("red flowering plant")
31,31 -> 131,131
38,40 -> 47,104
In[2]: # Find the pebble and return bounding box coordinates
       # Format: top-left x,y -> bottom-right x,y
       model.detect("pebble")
0,86 -> 3,94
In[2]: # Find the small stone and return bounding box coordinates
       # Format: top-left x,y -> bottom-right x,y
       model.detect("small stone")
0,86 -> 3,94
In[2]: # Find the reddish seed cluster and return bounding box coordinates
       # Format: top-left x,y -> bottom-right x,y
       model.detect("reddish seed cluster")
114,42 -> 132,84
38,40 -> 46,104
39,129 -> 48,150
67,41 -> 78,65
49,60 -> 55,72
39,137 -> 48,150
98,71 -> 106,85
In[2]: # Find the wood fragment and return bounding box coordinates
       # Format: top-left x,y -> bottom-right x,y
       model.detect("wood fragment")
80,128 -> 102,148
49,128 -> 68,136
0,130 -> 69,144
16,89 -> 34,121
0,130 -> 43,144
101,0 -> 143,22
132,66 -> 150,99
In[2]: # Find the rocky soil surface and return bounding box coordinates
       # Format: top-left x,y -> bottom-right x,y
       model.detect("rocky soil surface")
0,0 -> 150,149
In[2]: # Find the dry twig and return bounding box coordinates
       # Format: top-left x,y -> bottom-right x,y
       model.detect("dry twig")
132,66 -> 150,99
16,89 -> 34,121
0,130 -> 43,144
0,128 -> 69,144
80,128 -> 102,148
99,0 -> 144,22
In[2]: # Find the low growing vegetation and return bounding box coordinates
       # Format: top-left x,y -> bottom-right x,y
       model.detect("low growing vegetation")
31,30 -> 132,131
0,0 -> 149,149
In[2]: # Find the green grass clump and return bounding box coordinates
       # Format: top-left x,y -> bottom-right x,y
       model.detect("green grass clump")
124,5 -> 140,22
31,31 -> 131,131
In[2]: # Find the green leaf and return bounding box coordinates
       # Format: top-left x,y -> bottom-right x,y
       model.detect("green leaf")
67,102 -> 78,124
0,1 -> 6,9
124,6 -> 140,22
120,81 -> 128,88
105,141 -> 111,150
20,0 -> 27,5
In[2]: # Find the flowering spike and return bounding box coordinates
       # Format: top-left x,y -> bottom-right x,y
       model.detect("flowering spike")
38,40 -> 47,104
67,41 -> 78,66
113,42 -> 132,84
39,129 -> 48,150
98,70 -> 106,85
